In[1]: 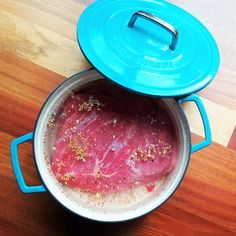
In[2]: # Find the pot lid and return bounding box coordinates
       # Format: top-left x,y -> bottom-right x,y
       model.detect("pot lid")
77,0 -> 220,97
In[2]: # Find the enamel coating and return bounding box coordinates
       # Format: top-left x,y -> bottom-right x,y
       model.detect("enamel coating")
10,70 -> 211,222
179,94 -> 212,153
77,0 -> 220,97
10,132 -> 46,193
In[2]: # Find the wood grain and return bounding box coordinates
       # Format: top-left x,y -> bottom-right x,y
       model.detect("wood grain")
0,0 -> 235,147
0,50 -> 236,236
228,126 -> 236,150
0,0 -> 236,235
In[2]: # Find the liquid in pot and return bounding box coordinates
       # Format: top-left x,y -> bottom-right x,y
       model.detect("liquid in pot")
46,80 -> 178,200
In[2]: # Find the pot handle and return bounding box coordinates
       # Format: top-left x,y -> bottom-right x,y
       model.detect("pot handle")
10,132 -> 47,193
178,94 -> 212,153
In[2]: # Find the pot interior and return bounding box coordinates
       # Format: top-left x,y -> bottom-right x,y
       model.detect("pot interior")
34,69 -> 191,222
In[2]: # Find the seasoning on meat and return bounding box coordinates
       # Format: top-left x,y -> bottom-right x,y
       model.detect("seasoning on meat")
51,81 -> 178,194
96,170 -> 103,179
62,172 -> 76,185
47,117 -> 55,128
67,134 -> 89,162
131,144 -> 159,162
161,144 -> 173,157
57,160 -> 65,172
79,95 -> 105,111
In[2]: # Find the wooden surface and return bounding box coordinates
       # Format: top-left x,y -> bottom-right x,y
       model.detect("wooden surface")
0,0 -> 235,235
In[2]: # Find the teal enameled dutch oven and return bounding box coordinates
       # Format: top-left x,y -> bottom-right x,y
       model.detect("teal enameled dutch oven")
10,0 -> 219,222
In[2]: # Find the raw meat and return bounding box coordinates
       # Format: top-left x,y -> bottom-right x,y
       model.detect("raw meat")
50,81 -> 178,194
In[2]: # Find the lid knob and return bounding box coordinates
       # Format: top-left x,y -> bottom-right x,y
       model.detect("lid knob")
128,11 -> 178,50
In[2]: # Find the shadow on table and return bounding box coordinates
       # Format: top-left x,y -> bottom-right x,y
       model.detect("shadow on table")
43,194 -> 146,236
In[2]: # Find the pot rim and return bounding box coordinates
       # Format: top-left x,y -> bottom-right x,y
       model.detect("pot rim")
32,69 -> 191,222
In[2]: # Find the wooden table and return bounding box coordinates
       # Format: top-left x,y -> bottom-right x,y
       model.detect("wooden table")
0,0 -> 235,235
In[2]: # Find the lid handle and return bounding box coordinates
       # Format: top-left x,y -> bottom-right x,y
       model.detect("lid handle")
128,11 -> 178,50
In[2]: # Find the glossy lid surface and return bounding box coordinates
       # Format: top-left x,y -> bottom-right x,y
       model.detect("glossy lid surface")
77,0 -> 220,97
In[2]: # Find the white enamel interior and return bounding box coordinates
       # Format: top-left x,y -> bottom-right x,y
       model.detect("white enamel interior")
34,69 -> 191,222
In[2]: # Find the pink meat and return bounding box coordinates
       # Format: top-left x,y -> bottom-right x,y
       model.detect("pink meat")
51,81 -> 178,193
